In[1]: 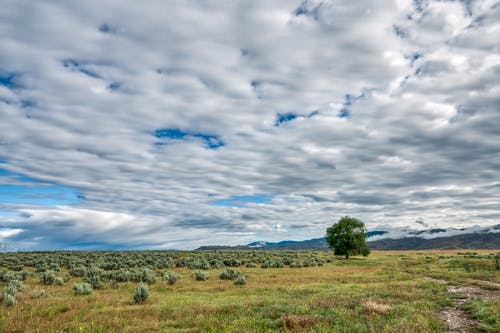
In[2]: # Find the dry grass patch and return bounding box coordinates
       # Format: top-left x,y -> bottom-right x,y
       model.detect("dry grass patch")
282,313 -> 318,329
363,299 -> 392,315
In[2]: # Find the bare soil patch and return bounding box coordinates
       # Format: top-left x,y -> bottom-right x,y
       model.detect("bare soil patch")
426,277 -> 500,333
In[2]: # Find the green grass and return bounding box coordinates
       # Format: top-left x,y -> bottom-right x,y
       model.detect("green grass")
0,250 -> 498,332
462,299 -> 500,333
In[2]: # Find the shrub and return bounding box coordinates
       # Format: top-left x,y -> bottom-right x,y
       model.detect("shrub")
134,284 -> 149,304
1,286 -> 17,299
84,275 -> 102,289
69,265 -> 87,277
55,277 -> 65,286
209,260 -> 225,269
303,260 -> 316,267
234,276 -> 246,286
2,293 -> 15,307
163,271 -> 181,285
193,271 -> 209,281
184,258 -> 213,270
73,283 -> 93,295
223,258 -> 242,267
109,269 -> 132,282
138,268 -> 157,284
48,263 -> 61,272
7,279 -> 24,292
219,269 -> 242,280
35,264 -> 49,273
84,267 -> 104,289
116,268 -> 157,284
40,271 -> 56,285
10,264 -> 23,272
18,271 -> 29,281
261,260 -> 284,268
1,281 -> 21,307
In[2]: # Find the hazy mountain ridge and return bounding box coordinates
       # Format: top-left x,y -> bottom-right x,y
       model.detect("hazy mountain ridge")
197,225 -> 500,250
368,233 -> 500,250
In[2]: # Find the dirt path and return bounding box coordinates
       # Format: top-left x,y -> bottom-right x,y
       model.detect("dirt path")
425,277 -> 500,333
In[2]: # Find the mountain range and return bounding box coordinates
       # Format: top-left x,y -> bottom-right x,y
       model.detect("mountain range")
197,225 -> 500,250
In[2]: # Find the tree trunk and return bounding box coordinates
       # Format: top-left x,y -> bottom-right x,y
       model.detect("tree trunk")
345,254 -> 349,259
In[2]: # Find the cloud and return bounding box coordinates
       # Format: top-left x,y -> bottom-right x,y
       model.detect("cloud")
0,0 -> 498,249
369,223 -> 500,241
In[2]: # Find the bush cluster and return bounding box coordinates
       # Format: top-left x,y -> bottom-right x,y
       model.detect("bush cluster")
234,276 -> 246,286
0,249 -> 335,276
40,271 -> 57,285
73,283 -> 93,295
162,271 -> 181,285
193,271 -> 209,281
1,280 -> 24,306
261,260 -> 285,268
106,268 -> 157,284
134,284 -> 149,304
219,269 -> 242,280
0,248 -> 338,305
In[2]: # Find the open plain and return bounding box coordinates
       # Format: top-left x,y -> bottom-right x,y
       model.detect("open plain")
0,250 -> 498,332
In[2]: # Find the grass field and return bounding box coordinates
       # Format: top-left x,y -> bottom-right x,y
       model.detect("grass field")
0,250 -> 498,332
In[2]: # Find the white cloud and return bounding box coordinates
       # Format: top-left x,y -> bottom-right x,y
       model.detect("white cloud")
0,0 -> 499,249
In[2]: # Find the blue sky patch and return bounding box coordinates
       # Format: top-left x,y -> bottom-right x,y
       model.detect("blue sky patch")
275,110 -> 319,127
0,184 -> 80,206
338,108 -> 350,118
0,168 -> 80,206
213,194 -> 274,207
0,69 -> 21,89
62,59 -> 101,79
0,168 -> 39,183
155,128 -> 224,149
0,211 -> 17,217
337,92 -> 365,118
192,133 -> 224,149
275,113 -> 299,126
155,128 -> 186,139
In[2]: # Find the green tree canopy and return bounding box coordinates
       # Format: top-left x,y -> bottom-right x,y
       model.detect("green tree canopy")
326,216 -> 370,259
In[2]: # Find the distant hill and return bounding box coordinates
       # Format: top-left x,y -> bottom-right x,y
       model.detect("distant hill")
197,230 -> 500,251
196,238 -> 327,251
368,232 -> 500,250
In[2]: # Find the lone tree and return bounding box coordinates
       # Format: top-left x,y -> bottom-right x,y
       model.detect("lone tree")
326,216 -> 370,259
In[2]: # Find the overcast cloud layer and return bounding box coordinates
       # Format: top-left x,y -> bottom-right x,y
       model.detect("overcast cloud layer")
0,0 -> 499,250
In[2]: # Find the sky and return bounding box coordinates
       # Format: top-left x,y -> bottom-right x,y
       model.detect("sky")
0,0 -> 499,250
